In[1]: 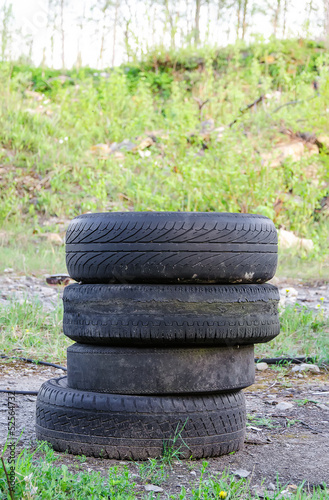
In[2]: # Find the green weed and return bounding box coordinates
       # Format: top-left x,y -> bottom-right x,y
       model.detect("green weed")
0,444 -> 327,499
255,303 -> 329,362
247,414 -> 278,429
139,458 -> 169,486
0,297 -> 70,364
0,442 -> 137,499
0,223 -> 66,276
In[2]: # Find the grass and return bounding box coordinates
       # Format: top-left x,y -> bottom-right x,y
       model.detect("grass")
255,303 -> 329,363
247,415 -> 279,429
0,297 -> 70,364
0,223 -> 66,276
277,250 -> 329,282
0,443 -> 327,499
0,442 -> 137,499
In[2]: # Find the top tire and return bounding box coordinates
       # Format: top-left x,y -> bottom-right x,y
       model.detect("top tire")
65,212 -> 278,284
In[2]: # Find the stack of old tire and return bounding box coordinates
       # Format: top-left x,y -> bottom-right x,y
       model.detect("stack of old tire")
36,212 -> 280,460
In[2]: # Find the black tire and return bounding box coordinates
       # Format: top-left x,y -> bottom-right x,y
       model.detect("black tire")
67,344 -> 255,394
35,377 -> 246,460
63,283 -> 280,347
65,212 -> 277,284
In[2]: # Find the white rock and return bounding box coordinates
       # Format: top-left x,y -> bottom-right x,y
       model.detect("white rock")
278,229 -> 314,252
144,484 -> 164,492
276,402 -> 293,411
256,362 -> 269,371
233,469 -> 251,478
291,363 -> 320,374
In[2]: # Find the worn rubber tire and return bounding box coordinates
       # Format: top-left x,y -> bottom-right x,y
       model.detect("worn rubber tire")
63,283 -> 280,347
35,377 -> 246,460
67,344 -> 255,394
65,212 -> 278,284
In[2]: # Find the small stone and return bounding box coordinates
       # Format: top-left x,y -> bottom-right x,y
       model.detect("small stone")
117,139 -> 136,151
256,362 -> 269,371
190,471 -> 196,475
42,288 -> 56,297
253,486 -> 265,498
266,397 -> 277,405
268,482 -> 276,491
276,401 -> 293,411
233,469 -> 251,478
278,489 -> 292,499
144,484 -> 163,492
278,229 -> 314,253
291,363 -> 320,374
4,268 -> 14,273
40,233 -> 63,245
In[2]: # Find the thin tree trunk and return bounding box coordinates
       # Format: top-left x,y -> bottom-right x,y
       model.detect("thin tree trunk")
112,0 -> 119,66
324,0 -> 329,47
99,30 -> 105,68
0,3 -> 13,61
50,34 -> 54,68
164,0 -> 175,48
99,5 -> 107,69
76,2 -> 86,69
282,0 -> 288,37
241,0 -> 248,40
60,0 -> 65,68
194,0 -> 201,45
76,40 -> 82,69
186,0 -> 191,38
124,18 -> 131,60
151,6 -> 156,46
43,0 -> 51,68
273,0 -> 281,37
236,0 -> 242,40
28,37 -> 33,61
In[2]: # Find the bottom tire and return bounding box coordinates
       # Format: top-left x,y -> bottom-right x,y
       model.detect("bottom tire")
35,377 -> 246,460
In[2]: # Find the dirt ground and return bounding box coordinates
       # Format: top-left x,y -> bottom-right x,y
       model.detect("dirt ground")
1,361 -> 328,497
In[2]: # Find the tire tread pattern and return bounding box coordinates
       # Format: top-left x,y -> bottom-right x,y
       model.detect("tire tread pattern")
35,377 -> 246,459
65,213 -> 278,284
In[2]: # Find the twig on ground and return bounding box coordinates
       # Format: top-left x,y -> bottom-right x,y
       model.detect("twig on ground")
264,381 -> 277,392
229,95 -> 264,127
272,94 -> 318,113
